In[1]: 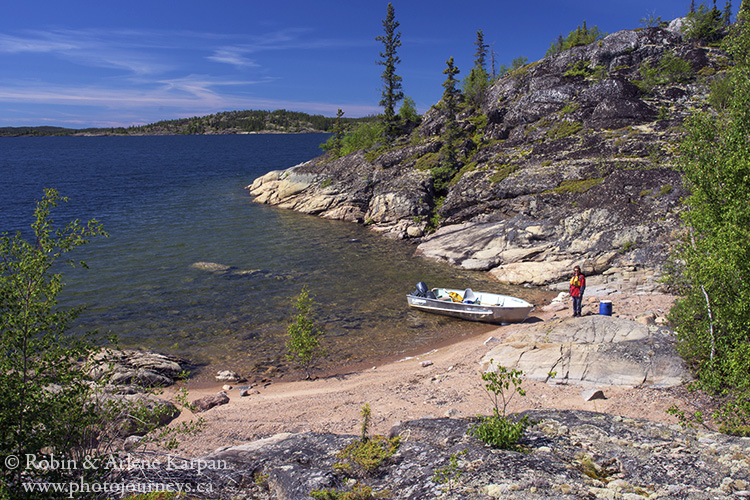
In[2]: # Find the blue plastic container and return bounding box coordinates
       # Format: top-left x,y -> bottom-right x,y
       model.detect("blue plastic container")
599,300 -> 613,316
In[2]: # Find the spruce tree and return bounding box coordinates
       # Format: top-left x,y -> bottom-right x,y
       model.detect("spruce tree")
434,57 -> 461,193
724,0 -> 733,26
464,30 -> 491,108
376,2 -> 404,142
474,29 -> 489,71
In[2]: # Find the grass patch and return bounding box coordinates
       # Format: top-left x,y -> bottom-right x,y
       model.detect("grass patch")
489,163 -> 519,184
413,152 -> 439,171
547,121 -> 583,140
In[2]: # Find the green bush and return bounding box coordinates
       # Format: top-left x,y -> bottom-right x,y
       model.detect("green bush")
334,404 -> 400,475
431,450 -> 466,493
286,286 -> 326,379
469,362 -> 529,450
0,189 -> 110,495
322,121 -> 386,158
547,21 -> 606,56
709,74 -> 733,110
664,15 -> 750,433
311,483 -> 389,500
684,3 -> 725,43
547,121 -> 583,140
634,52 -> 694,93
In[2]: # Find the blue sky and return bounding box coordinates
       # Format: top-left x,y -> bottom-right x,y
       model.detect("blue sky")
0,1 -> 715,128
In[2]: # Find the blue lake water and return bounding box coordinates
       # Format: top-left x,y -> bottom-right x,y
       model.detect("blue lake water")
0,135 -> 547,379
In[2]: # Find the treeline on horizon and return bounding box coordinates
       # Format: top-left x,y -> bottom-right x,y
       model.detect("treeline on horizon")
0,109 -> 377,137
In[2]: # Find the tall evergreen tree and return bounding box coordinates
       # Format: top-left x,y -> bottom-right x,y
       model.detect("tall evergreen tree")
441,57 -> 460,126
464,30 -> 491,108
376,2 -> 404,142
474,29 -> 489,71
723,0 -> 734,24
691,0 -> 696,13
435,57 -> 461,193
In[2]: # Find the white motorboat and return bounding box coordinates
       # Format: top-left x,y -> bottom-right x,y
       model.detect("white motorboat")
407,282 -> 533,324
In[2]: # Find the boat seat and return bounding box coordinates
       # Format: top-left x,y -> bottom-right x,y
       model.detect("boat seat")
463,288 -> 478,304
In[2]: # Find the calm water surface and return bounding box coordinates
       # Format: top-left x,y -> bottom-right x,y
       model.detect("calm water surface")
0,135 -> 548,378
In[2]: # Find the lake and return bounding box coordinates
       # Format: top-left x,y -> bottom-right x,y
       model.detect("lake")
0,135 -> 546,379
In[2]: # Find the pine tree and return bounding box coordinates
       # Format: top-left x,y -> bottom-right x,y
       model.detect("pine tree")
376,2 -> 404,142
322,109 -> 346,156
473,29 -> 489,71
464,29 -> 491,108
434,57 -> 461,193
724,0 -> 733,25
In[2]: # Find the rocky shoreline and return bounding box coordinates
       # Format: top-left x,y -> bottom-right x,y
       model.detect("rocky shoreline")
107,290 -> 750,500
246,22 -> 721,291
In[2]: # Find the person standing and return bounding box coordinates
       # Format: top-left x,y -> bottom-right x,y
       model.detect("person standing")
570,265 -> 586,317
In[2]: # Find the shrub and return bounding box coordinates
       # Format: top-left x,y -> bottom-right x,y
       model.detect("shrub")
684,3 -> 725,44
0,189 -> 110,494
340,121 -> 385,157
0,190 -> 201,497
709,74 -> 733,110
547,21 -> 606,56
432,450 -> 467,493
286,286 -> 326,379
469,362 -> 529,450
489,163 -> 518,184
634,52 -> 694,93
334,404 -> 400,476
311,483 -> 389,500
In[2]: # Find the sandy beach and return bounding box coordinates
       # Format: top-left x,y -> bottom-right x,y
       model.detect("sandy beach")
161,292 -> 690,458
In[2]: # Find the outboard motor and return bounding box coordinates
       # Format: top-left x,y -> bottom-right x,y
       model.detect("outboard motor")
412,281 -> 436,299
412,281 -> 429,297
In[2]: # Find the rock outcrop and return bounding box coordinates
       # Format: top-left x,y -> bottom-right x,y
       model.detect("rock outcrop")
480,315 -> 691,387
88,348 -> 188,387
248,24 -> 726,287
164,411 -> 750,499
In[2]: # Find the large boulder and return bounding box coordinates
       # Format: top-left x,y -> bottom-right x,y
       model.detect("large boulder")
480,315 -> 691,387
88,348 -> 186,387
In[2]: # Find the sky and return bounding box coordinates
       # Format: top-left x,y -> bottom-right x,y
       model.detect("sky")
0,1 -> 717,128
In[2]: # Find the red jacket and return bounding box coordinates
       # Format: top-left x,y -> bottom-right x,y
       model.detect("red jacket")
570,273 -> 586,297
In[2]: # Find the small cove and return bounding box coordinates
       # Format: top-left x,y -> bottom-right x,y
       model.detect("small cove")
1,135 -> 552,379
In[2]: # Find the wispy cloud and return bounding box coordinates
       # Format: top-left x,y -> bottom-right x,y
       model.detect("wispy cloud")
0,29 -> 177,75
0,32 -> 79,53
207,48 -> 260,68
0,77 -> 380,125
0,26 -> 377,125
207,28 -> 366,69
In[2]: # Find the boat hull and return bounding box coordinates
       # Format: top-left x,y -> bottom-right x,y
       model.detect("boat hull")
406,288 -> 533,324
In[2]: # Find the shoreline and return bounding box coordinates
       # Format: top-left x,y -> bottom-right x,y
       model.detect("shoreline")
165,290 -> 684,459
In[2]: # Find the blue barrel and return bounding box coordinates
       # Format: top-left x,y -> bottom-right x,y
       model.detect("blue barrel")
599,300 -> 613,316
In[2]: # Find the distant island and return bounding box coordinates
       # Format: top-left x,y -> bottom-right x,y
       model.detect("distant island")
0,109 -> 375,137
